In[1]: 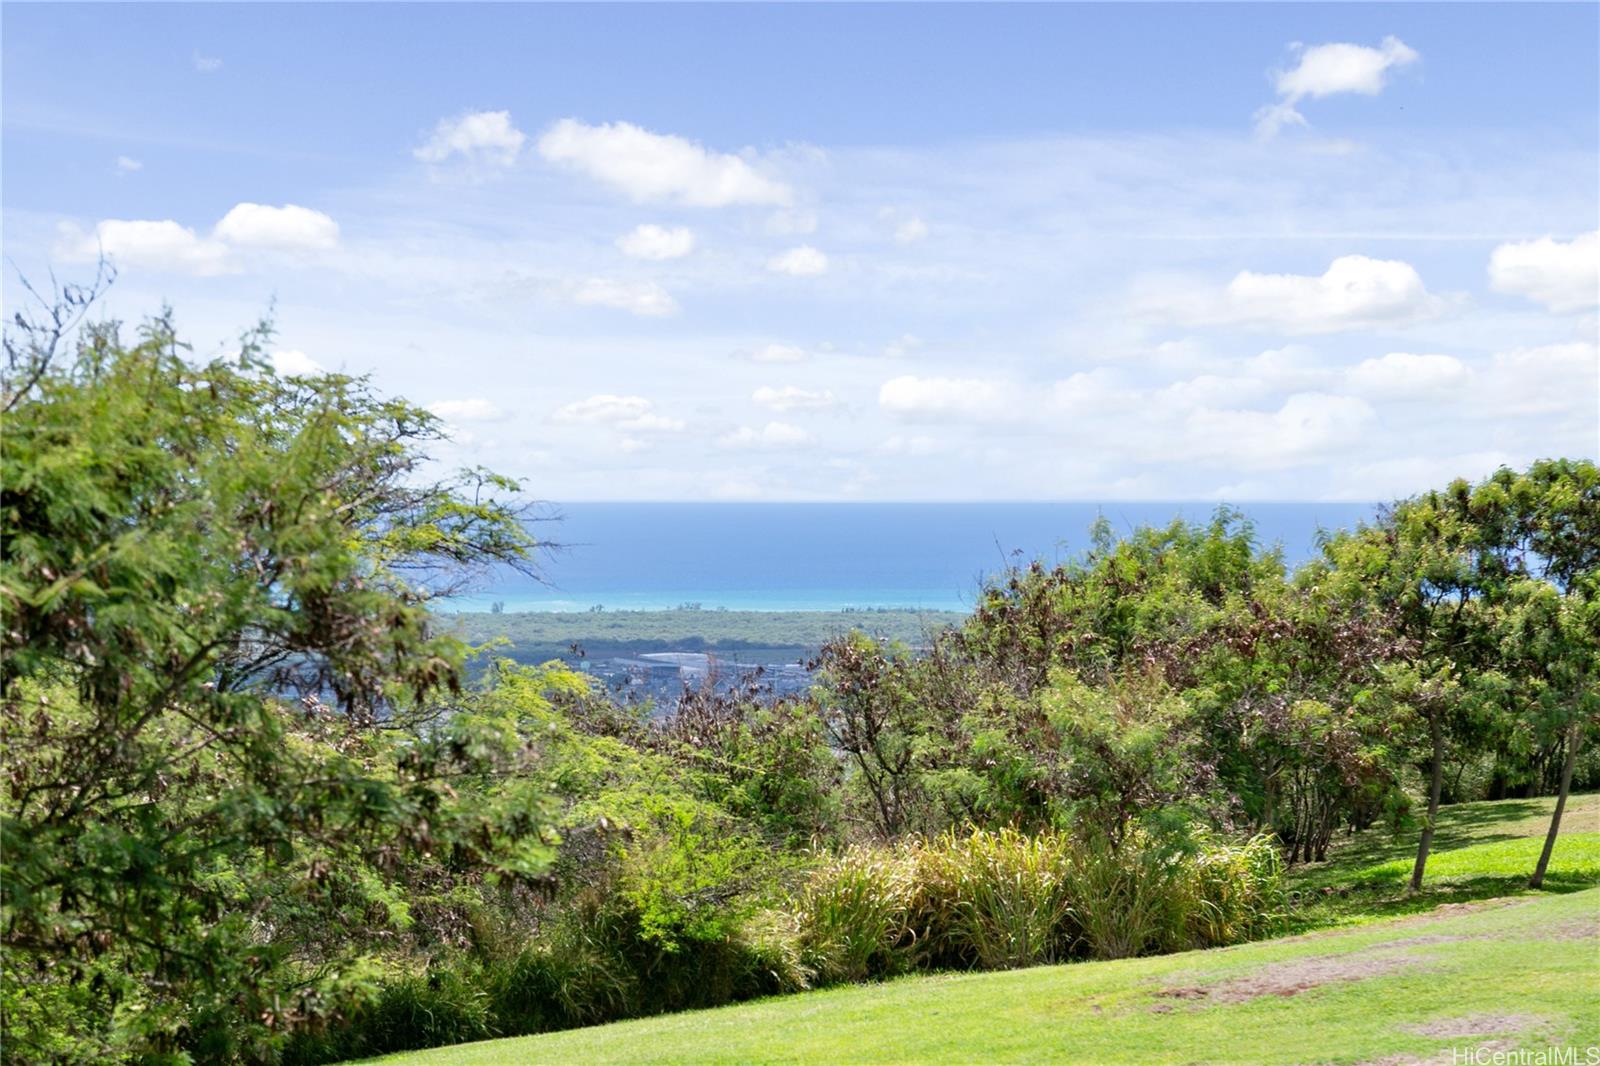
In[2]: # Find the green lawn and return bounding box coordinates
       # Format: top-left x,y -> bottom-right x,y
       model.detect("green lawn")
364,887 -> 1599,1065
1284,792 -> 1600,930
361,795 -> 1600,1065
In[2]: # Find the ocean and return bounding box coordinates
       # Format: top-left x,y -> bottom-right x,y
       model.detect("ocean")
441,501 -> 1378,614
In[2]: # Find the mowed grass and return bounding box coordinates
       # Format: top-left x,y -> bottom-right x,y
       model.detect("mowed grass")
360,795 -> 1600,1066
362,888 -> 1600,1065
1286,792 -> 1600,930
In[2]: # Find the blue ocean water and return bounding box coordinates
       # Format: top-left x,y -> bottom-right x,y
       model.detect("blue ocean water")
441,502 -> 1377,613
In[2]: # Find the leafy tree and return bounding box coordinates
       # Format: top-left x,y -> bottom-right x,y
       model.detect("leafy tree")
1,310 -> 556,1060
1481,459 -> 1600,887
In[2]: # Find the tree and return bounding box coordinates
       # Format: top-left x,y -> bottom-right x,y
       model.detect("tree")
1483,460 -> 1600,888
1,308 -> 556,1060
1318,486 -> 1504,892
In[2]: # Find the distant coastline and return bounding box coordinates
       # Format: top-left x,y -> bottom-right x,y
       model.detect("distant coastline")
439,500 -> 1376,615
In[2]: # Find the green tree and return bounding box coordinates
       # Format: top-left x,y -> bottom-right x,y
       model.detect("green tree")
1,309 -> 555,1060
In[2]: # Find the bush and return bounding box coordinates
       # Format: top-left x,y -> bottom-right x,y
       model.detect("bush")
909,828 -> 1076,970
794,847 -> 915,984
1184,833 -> 1286,947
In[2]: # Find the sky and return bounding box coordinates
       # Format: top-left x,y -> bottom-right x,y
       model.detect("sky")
4,2 -> 1598,502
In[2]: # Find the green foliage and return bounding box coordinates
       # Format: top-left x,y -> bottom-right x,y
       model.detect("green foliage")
909,827 -> 1077,970
0,313 -> 560,1061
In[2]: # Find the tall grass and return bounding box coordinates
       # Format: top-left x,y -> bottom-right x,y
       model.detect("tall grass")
793,828 -> 1285,980
291,828 -> 1285,1062
909,828 -> 1077,969
795,846 -> 915,983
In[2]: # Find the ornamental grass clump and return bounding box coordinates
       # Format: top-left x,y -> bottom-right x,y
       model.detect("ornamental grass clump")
908,827 -> 1077,970
794,846 -> 916,984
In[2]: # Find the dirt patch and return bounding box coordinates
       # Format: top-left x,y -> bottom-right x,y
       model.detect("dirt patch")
1399,1013 -> 1545,1039
1525,915 -> 1600,942
1372,935 -> 1469,949
1156,947 -> 1433,1005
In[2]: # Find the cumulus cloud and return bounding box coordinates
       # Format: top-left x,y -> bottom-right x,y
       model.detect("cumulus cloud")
1155,255 -> 1449,334
537,118 -> 792,207
718,421 -> 814,450
1254,36 -> 1419,138
878,375 -> 1012,421
428,398 -> 505,421
192,51 -> 223,74
59,218 -> 232,276
415,110 -> 527,168
1346,352 -> 1469,399
1488,230 -> 1599,313
271,350 -> 323,376
115,155 -> 143,173
213,203 -> 340,251
767,245 -> 828,277
616,224 -> 695,260
570,278 -> 678,316
553,394 -> 685,431
59,201 -> 340,275
753,385 -> 837,412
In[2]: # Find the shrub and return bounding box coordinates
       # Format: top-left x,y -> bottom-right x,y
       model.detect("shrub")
1183,833 -> 1286,947
909,828 -> 1077,970
794,847 -> 915,984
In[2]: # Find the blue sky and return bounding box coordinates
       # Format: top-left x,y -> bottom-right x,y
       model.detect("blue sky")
4,2 -> 1597,501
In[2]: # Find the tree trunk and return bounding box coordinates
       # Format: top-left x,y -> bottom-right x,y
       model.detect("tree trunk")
1409,713 -> 1445,893
1529,723 -> 1582,890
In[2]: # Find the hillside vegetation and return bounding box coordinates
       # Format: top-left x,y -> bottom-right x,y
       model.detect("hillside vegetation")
363,799 -> 1600,1065
4,307 -> 1596,1064
442,608 -> 965,662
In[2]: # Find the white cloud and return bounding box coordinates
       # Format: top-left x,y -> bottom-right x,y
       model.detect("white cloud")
739,343 -> 808,364
1488,230 -> 1599,313
878,375 -> 1011,421
1185,392 -> 1378,469
1481,341 -> 1599,417
213,203 -> 339,251
428,398 -> 504,421
537,118 -> 792,207
753,385 -> 837,412
115,155 -> 143,173
60,219 -> 232,276
270,350 -> 322,376
767,245 -> 829,277
192,51 -> 223,74
719,421 -> 814,450
570,278 -> 678,317
1346,352 -> 1469,399
62,201 -> 341,275
1255,36 -> 1419,138
553,394 -> 653,424
552,394 -> 684,432
1157,255 -> 1449,334
616,224 -> 695,260
894,216 -> 929,244
415,110 -> 527,169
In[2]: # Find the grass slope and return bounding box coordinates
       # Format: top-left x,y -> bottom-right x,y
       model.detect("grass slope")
364,796 -> 1600,1066
1286,792 -> 1600,930
366,889 -> 1599,1065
